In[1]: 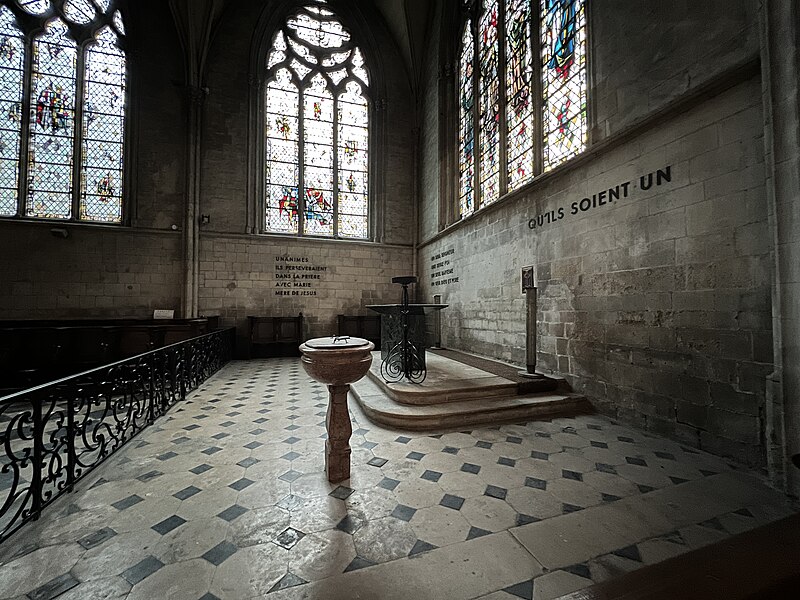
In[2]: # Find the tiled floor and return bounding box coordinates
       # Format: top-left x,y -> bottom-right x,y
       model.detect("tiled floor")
0,358 -> 796,600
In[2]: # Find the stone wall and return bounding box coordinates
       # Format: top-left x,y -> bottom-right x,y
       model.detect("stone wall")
419,75 -> 771,467
198,233 -> 413,347
0,0 -> 186,319
591,0 -> 759,139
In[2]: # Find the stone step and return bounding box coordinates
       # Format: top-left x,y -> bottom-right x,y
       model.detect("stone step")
366,352 -> 517,405
350,374 -> 590,431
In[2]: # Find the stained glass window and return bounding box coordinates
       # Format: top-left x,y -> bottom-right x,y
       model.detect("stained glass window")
27,19 -> 77,219
478,1 -> 500,206
0,1 -> 128,224
541,0 -> 587,171
264,3 -> 370,239
506,0 -> 534,189
81,26 -> 125,222
458,21 -> 474,218
0,7 -> 24,217
456,0 -> 588,218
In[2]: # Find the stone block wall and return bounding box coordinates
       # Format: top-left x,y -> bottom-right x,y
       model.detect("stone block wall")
0,224 -> 182,319
419,77 -> 771,467
198,233 -> 413,348
591,0 -> 759,139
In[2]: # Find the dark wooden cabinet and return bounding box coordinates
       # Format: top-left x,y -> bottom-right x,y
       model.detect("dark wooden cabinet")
248,314 -> 304,358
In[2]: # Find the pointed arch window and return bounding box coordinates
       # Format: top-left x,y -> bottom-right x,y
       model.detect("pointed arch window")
0,0 -> 127,223
264,1 -> 370,239
458,0 -> 587,218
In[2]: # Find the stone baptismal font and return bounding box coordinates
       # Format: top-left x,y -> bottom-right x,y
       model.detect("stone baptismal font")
298,336 -> 375,482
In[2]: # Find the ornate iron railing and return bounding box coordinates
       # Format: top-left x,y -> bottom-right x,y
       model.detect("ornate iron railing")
0,327 -> 234,545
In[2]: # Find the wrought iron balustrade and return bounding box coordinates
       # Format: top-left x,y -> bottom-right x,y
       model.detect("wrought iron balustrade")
0,327 -> 234,545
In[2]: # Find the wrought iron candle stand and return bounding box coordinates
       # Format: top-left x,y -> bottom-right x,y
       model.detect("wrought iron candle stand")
380,276 -> 426,383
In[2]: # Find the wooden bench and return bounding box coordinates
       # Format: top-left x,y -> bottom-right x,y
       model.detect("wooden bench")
248,314 -> 304,358
0,318 -> 216,396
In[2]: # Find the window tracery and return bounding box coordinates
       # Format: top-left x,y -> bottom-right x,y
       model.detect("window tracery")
264,1 -> 370,239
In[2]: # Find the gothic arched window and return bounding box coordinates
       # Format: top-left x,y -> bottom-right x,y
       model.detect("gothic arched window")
0,0 -> 127,223
263,1 -> 370,239
458,0 -> 587,218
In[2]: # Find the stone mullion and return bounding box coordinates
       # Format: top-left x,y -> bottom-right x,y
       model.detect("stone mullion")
17,31 -> 34,217
532,0 -> 544,178
297,88 -> 306,236
71,43 -> 87,221
332,94 -> 339,238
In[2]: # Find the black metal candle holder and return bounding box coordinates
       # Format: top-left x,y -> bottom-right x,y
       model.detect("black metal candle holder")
380,276 -> 426,383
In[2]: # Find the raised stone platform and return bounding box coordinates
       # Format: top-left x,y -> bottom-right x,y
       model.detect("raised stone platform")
351,351 -> 590,430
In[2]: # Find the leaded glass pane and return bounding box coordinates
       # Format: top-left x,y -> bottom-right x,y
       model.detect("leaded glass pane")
458,20 -> 474,218
322,50 -> 349,67
0,7 -> 24,216
18,1 -> 50,15
91,0 -> 110,13
64,0 -> 95,24
478,1 -> 500,206
303,74 -> 333,236
506,0 -> 534,189
288,13 -> 349,49
351,48 -> 368,85
265,67 -> 299,234
113,10 -> 125,35
81,27 -> 124,223
337,81 -> 367,238
27,19 -> 77,219
541,0 -> 587,171
290,58 -> 311,80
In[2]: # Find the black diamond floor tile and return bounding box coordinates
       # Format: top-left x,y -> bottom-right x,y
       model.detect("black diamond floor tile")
391,504 -> 417,522
28,573 -> 80,600
121,555 -> 164,585
420,470 -> 442,483
151,515 -> 187,535
329,485 -> 354,500
217,504 -> 248,522
77,527 -> 117,550
202,541 -> 238,566
136,470 -> 163,483
484,485 -> 507,500
524,477 -> 546,490
229,478 -> 255,491
112,494 -> 144,511
378,477 -> 401,491
408,539 -> 437,557
173,486 -> 202,501
439,494 -> 465,510
274,527 -> 305,549
344,556 -> 377,572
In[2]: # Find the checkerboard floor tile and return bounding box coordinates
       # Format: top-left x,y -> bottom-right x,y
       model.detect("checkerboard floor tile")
0,358 -> 795,600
